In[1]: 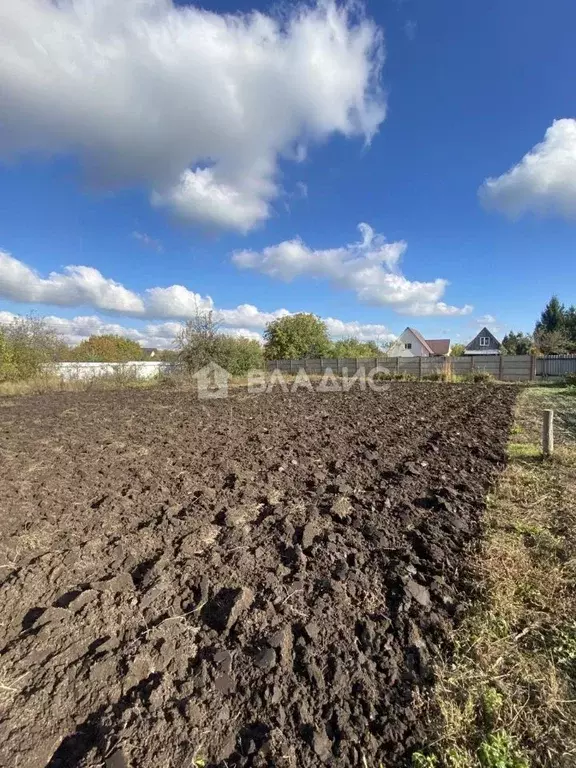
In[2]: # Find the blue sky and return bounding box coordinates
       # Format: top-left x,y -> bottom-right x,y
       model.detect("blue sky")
0,0 -> 575,348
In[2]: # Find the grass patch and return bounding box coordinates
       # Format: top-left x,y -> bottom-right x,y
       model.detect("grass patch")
0,372 -> 163,397
418,387 -> 576,767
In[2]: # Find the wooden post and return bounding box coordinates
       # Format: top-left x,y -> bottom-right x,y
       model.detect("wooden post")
470,356 -> 475,372
320,357 -> 324,375
499,354 -> 504,381
337,358 -> 341,376
530,354 -> 536,381
290,359 -> 294,375
543,409 -> 554,456
418,357 -> 423,380
396,357 -> 400,375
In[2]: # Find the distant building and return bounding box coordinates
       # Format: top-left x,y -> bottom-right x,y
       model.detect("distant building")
465,327 -> 502,355
388,327 -> 451,357
141,347 -> 158,359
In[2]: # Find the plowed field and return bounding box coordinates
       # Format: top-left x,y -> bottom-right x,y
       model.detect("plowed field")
0,384 -> 516,767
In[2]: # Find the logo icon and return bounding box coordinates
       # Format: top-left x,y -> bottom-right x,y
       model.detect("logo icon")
193,362 -> 230,399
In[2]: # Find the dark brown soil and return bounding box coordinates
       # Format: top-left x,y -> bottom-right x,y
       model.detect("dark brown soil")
0,384 -> 517,768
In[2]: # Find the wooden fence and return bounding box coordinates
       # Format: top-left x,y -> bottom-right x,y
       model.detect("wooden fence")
267,355 -> 576,382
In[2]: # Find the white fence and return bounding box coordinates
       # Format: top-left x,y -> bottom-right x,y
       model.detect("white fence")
44,361 -> 176,381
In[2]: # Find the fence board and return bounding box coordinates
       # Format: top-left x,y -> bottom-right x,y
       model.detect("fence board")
266,355 -> 571,382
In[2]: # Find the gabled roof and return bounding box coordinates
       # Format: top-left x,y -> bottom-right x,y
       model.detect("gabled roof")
406,327 -> 434,355
466,326 -> 501,350
426,339 -> 451,355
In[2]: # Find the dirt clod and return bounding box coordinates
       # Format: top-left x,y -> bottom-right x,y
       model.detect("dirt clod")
0,384 -> 515,767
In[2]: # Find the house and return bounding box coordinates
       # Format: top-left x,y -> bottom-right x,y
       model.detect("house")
388,327 -> 451,357
141,347 -> 158,359
465,327 -> 502,355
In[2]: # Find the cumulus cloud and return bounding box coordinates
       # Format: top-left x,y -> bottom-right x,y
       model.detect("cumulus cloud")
0,311 -> 263,349
233,223 -> 472,316
0,248 -> 288,325
0,248 -> 399,344
324,318 -> 395,342
0,311 -> 395,350
477,314 -> 496,324
0,0 -> 385,232
0,250 -> 144,314
479,119 -> 576,219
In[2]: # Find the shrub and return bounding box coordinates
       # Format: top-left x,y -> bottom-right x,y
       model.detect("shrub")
71,334 -> 144,362
0,329 -> 17,381
563,372 -> 576,387
461,371 -> 494,384
0,313 -> 65,380
264,313 -> 331,360
176,310 -> 264,375
422,370 -> 450,382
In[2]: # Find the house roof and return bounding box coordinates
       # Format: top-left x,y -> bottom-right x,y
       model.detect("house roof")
425,339 -> 451,355
406,327 -> 434,355
465,327 -> 501,350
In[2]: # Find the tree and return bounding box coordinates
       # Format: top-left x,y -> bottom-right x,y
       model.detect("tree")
533,328 -> 570,355
535,295 -> 565,335
449,343 -> 466,357
264,313 -> 331,359
1,313 -> 66,378
176,309 -> 263,374
176,310 -> 223,371
330,338 -> 382,357
0,328 -> 17,381
501,331 -> 533,355
216,336 -> 264,375
72,335 -> 144,362
564,305 -> 576,348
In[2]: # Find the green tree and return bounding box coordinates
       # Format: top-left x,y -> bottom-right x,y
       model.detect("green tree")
72,335 -> 144,362
216,336 -> 264,375
501,331 -> 533,355
535,295 -> 565,335
264,313 -> 331,359
564,305 -> 576,347
330,337 -> 382,357
176,309 -> 263,374
449,343 -> 466,357
0,328 -> 17,381
1,313 -> 65,379
533,328 -> 569,355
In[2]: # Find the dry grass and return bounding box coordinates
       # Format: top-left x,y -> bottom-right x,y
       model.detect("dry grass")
416,387 -> 576,767
0,372 -> 167,397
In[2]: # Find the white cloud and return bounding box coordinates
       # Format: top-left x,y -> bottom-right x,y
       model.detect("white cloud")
0,311 -> 262,349
143,285 -> 214,319
0,0 -> 385,232
479,119 -> 576,219
477,314 -> 496,324
0,248 -> 397,344
0,311 -> 394,350
324,318 -> 395,342
132,231 -> 163,253
0,250 -> 144,314
233,223 -> 472,316
216,304 -> 291,329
